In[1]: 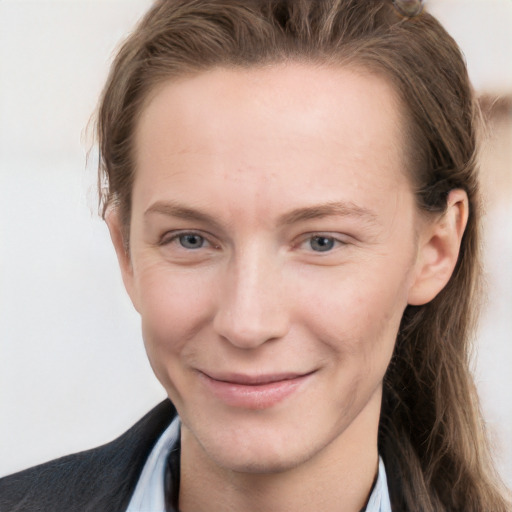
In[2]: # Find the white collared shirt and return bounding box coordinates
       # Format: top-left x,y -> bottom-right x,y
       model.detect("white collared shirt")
126,418 -> 392,512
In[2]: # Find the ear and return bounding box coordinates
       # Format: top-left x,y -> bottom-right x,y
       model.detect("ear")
408,189 -> 469,306
105,208 -> 140,312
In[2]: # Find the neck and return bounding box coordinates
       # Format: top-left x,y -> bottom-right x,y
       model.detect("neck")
179,392 -> 381,512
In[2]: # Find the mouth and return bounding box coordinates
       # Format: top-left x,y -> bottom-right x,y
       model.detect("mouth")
197,370 -> 315,409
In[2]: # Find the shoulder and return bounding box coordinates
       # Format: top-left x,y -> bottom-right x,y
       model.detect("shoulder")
0,400 -> 177,512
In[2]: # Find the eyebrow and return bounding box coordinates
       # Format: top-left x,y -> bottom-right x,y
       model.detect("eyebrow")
144,201 -> 224,230
278,201 -> 379,226
144,200 -> 379,228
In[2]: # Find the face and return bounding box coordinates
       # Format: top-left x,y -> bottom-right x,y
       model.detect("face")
116,64 -> 428,474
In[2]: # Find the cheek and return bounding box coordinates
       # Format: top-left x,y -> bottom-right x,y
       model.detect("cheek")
297,260 -> 411,367
135,264 -> 216,372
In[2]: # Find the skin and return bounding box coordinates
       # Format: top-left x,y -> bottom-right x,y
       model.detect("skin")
108,63 -> 468,512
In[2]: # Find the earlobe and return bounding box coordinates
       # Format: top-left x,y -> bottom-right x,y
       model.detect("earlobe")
407,189 -> 469,306
105,208 -> 139,312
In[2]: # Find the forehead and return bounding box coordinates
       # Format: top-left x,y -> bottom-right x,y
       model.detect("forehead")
136,63 -> 405,156
133,63 -> 411,222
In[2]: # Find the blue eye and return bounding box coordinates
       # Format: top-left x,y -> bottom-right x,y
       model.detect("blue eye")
309,236 -> 336,252
178,233 -> 205,249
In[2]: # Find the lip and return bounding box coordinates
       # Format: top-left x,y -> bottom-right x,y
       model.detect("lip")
197,371 -> 314,410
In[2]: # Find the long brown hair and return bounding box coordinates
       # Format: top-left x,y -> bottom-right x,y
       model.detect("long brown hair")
96,1 -> 511,509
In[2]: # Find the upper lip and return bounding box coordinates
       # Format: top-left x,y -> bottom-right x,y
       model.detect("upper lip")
199,371 -> 314,385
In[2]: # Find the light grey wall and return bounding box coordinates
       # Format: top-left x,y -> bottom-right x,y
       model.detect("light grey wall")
0,0 -> 166,475
1,0 -> 511,487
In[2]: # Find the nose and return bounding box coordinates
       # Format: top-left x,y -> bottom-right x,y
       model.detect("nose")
213,246 -> 290,349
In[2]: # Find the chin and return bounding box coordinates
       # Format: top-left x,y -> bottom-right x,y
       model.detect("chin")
206,440 -> 309,475
185,415 -> 325,475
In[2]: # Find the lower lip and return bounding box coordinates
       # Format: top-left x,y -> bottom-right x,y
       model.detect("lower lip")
198,373 -> 312,410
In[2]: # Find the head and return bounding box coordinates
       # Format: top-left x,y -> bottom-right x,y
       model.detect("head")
97,1 -> 509,510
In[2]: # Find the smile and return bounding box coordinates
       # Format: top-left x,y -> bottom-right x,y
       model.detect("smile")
197,371 -> 314,410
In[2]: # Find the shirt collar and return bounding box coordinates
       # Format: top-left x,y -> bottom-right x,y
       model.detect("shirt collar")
126,416 -> 180,512
126,417 -> 392,512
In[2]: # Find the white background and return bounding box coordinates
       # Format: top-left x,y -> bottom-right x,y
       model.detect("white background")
1,0 -> 511,489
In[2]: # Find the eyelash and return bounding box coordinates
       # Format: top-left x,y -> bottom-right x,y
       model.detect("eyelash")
160,231 -> 215,250
160,231 -> 346,254
298,234 -> 347,253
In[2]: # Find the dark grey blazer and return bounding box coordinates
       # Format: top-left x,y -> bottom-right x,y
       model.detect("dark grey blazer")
0,400 -> 177,512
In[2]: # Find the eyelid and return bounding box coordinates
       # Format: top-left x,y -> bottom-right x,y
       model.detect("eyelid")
295,232 -> 350,251
159,229 -> 219,249
158,229 -> 350,251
